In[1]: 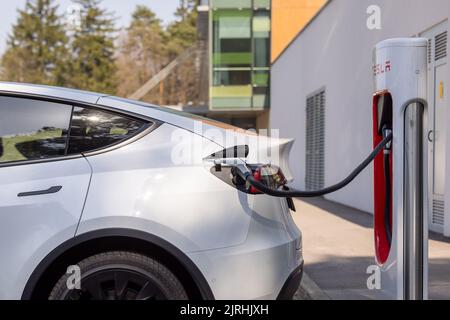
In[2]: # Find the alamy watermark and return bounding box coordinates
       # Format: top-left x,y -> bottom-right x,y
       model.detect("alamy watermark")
66,265 -> 81,290
367,5 -> 382,30
170,121 -> 283,167
366,264 -> 381,290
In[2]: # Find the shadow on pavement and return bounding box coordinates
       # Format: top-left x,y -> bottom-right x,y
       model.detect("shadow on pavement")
295,198 -> 450,300
300,198 -> 373,229
430,231 -> 450,244
303,255 -> 450,300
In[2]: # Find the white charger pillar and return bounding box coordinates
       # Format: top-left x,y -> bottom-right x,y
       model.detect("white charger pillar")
372,38 -> 429,300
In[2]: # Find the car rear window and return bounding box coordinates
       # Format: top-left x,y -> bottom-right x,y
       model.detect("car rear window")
67,106 -> 150,155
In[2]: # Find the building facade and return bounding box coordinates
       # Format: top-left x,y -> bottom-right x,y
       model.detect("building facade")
270,0 -> 450,236
195,0 -> 324,130
271,0 -> 327,62
210,0 -> 271,113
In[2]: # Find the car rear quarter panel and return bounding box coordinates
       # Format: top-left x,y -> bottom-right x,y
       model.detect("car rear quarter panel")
76,123 -> 254,252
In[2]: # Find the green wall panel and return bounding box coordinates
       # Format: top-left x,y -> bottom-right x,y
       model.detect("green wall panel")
212,0 -> 252,9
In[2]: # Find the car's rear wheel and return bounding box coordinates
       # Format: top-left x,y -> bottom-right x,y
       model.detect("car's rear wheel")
49,251 -> 188,300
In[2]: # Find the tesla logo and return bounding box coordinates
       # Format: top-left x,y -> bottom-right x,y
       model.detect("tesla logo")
366,265 -> 381,290
373,61 -> 391,76
66,265 -> 81,290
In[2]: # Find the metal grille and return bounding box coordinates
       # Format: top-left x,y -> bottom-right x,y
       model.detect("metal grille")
432,199 -> 445,226
427,38 -> 432,64
305,90 -> 325,191
435,31 -> 447,61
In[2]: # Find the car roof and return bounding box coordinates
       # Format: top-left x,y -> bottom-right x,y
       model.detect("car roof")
0,82 -> 104,104
0,82 -> 239,146
0,82 -> 201,123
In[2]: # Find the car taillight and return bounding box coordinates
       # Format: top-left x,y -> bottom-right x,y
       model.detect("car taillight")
207,152 -> 287,194
249,167 -> 262,194
246,164 -> 287,195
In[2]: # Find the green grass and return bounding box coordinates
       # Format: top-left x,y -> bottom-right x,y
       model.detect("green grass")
110,127 -> 128,136
0,129 -> 62,163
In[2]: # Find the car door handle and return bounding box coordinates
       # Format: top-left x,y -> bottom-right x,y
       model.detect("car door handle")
18,186 -> 62,197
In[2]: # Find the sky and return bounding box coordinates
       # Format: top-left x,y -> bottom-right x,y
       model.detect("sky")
0,0 -> 180,54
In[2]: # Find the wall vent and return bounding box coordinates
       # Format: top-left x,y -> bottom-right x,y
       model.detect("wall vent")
432,199 -> 445,226
305,89 -> 325,191
435,31 -> 447,61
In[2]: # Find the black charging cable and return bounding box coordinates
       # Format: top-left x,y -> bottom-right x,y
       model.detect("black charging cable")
235,133 -> 393,198
382,128 -> 393,245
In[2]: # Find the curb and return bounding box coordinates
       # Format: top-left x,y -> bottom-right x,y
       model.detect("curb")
295,272 -> 331,300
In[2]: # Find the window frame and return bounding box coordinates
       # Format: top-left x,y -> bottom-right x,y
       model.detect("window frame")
0,93 -> 161,168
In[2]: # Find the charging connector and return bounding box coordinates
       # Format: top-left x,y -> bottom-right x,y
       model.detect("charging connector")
383,127 -> 392,154
382,126 -> 393,245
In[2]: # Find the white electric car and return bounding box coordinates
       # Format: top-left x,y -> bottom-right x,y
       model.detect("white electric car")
0,82 -> 302,300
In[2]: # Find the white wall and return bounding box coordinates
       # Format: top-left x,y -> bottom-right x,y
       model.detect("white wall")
271,0 -> 449,213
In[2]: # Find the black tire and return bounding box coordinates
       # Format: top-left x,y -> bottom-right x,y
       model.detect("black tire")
49,251 -> 188,300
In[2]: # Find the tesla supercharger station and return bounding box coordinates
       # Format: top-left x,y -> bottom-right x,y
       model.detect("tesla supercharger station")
372,38 -> 429,300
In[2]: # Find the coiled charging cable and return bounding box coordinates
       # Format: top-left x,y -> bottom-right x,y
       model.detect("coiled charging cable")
235,133 -> 393,198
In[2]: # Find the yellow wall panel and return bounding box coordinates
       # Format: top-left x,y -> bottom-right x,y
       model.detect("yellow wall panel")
271,0 -> 327,62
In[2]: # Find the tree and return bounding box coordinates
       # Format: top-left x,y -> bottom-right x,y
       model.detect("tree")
68,0 -> 117,94
116,5 -> 166,101
166,0 -> 198,60
1,0 -> 68,85
162,0 -> 198,105
116,1 -> 199,106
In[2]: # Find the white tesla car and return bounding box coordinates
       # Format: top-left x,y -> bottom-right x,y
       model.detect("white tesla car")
0,82 -> 302,300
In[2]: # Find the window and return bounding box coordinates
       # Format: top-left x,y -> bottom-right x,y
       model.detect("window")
67,107 -> 148,154
253,10 -> 270,68
212,10 -> 252,68
254,38 -> 270,67
213,70 -> 251,86
0,97 -> 71,164
220,38 -> 252,53
0,97 -> 150,165
210,6 -> 271,110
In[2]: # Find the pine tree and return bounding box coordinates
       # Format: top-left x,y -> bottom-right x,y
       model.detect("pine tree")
116,5 -> 166,100
0,0 -> 68,85
163,0 -> 198,105
68,0 -> 117,94
166,0 -> 198,56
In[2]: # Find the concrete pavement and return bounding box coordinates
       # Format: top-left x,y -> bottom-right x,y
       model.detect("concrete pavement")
291,197 -> 450,300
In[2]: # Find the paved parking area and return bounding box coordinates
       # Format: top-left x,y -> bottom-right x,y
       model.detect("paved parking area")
291,197 -> 450,300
